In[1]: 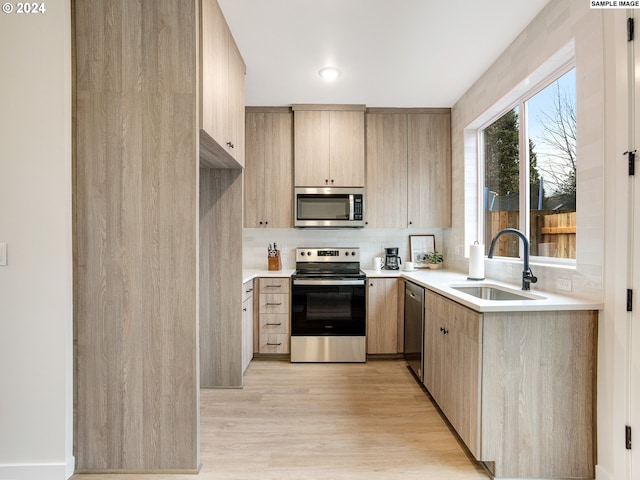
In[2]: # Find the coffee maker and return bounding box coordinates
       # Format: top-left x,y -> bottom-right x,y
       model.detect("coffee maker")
383,247 -> 402,270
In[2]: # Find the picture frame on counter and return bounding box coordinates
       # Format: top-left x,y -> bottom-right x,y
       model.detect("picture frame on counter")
409,234 -> 436,269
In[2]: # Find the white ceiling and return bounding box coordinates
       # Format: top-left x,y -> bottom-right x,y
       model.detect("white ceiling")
218,0 -> 551,108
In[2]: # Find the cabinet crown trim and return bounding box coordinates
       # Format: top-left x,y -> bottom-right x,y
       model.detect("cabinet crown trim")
246,106 -> 292,114
292,104 -> 366,112
366,107 -> 451,115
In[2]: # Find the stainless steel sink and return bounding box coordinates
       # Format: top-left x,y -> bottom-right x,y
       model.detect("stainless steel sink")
451,285 -> 543,301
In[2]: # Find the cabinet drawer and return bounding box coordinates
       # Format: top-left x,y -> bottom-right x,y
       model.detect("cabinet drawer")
259,333 -> 289,354
259,293 -> 288,314
259,313 -> 289,334
259,277 -> 290,294
242,280 -> 255,302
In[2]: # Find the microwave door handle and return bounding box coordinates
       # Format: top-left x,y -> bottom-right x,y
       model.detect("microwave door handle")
349,194 -> 355,221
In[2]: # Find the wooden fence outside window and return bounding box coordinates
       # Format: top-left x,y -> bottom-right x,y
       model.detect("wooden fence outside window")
484,211 -> 576,259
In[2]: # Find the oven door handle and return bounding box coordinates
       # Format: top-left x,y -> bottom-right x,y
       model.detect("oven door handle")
293,279 -> 365,286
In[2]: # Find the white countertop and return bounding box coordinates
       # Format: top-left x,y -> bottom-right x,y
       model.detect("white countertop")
398,269 -> 602,312
361,269 -> 404,278
243,269 -> 295,283
242,268 -> 602,312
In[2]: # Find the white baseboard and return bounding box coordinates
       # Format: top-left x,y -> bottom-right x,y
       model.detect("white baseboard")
0,456 -> 75,480
595,464 -> 614,480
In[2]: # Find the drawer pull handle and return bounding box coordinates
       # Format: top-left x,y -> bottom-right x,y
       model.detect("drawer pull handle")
266,302 -> 282,306
265,285 -> 282,288
245,288 -> 253,293
266,322 -> 282,326
267,342 -> 282,346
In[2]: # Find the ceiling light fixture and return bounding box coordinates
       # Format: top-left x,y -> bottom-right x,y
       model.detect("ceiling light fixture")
319,67 -> 341,82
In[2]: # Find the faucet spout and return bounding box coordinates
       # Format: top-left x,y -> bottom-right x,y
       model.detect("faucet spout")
487,228 -> 538,290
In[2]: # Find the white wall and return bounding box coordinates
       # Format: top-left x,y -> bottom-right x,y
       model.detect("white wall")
0,2 -> 74,479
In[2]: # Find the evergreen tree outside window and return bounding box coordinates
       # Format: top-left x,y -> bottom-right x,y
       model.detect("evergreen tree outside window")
481,68 -> 576,260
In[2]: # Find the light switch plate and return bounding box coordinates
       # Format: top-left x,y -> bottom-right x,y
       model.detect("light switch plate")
0,243 -> 6,266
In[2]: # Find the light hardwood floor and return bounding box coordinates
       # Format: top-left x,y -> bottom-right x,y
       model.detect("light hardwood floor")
72,359 -> 490,480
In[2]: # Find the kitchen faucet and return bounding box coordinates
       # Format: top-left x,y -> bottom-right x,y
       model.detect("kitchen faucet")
487,228 -> 538,290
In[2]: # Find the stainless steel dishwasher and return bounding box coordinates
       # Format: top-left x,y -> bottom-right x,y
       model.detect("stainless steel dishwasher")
404,281 -> 425,382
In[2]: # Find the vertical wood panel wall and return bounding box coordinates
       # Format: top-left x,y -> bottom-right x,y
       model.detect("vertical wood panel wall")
199,168 -> 243,387
73,0 -> 199,471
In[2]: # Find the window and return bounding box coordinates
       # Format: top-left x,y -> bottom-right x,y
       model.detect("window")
481,68 -> 576,260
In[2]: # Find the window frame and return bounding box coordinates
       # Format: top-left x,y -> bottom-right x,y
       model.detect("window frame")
476,63 -> 576,266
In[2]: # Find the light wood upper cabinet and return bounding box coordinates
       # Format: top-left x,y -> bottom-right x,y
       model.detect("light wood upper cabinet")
407,113 -> 451,228
293,105 -> 365,187
200,0 -> 246,168
244,109 -> 293,228
365,113 -> 409,228
365,109 -> 451,228
366,278 -> 401,354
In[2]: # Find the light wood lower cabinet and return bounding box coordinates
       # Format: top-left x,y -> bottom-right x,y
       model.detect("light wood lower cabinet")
255,278 -> 290,354
242,280 -> 254,373
424,292 -> 481,457
424,290 -> 597,479
366,278 -> 403,354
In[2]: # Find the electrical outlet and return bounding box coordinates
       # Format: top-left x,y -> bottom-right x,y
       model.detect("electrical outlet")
0,243 -> 6,266
281,245 -> 288,254
556,278 -> 572,292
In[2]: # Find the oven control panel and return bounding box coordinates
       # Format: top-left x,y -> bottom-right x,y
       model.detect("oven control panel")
296,248 -> 360,262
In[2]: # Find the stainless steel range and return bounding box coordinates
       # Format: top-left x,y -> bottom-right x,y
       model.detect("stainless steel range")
290,247 -> 366,363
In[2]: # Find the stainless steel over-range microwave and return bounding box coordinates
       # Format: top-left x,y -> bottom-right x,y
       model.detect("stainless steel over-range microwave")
294,187 -> 365,228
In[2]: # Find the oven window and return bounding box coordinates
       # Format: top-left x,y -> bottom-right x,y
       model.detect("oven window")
306,292 -> 353,320
291,285 -> 365,335
297,195 -> 349,220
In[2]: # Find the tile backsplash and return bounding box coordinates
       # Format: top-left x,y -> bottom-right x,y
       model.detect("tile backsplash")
243,228 -> 445,271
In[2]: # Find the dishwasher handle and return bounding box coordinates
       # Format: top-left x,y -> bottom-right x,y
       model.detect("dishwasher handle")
405,282 -> 425,302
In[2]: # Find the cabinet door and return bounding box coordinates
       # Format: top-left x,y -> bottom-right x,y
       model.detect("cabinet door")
244,112 -> 265,227
366,278 -> 399,354
447,322 -> 481,458
242,281 -> 255,373
407,113 -> 451,227
242,292 -> 253,373
425,290 -> 481,458
263,112 -> 293,227
244,111 -> 293,228
294,110 -> 330,186
423,311 -> 446,405
365,113 -> 408,228
228,37 -> 246,166
201,0 -> 229,146
200,0 -> 245,167
330,110 -> 365,186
